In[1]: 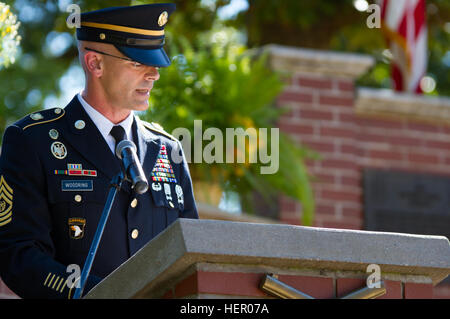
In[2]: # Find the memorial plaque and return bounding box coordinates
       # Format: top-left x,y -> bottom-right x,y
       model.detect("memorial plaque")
364,169 -> 450,285
363,168 -> 450,239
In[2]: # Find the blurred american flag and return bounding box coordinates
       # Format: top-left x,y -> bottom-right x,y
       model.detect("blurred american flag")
380,0 -> 427,94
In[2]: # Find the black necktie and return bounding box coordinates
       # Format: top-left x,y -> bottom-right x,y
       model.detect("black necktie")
110,125 -> 127,154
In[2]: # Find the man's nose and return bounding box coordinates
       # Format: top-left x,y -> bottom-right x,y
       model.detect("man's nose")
145,67 -> 160,81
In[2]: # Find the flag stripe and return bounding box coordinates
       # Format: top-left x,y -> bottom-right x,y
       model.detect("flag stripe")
380,0 -> 427,93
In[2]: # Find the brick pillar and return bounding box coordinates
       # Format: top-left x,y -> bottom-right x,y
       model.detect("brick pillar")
268,45 -> 450,238
267,45 -> 374,228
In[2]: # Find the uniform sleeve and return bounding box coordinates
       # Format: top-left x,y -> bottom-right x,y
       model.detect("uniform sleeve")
0,125 -> 101,298
175,140 -> 198,219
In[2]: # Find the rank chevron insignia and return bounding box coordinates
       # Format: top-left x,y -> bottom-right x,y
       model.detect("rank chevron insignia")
0,175 -> 13,227
150,145 -> 177,183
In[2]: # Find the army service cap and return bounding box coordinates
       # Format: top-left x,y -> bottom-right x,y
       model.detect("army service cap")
76,3 -> 175,67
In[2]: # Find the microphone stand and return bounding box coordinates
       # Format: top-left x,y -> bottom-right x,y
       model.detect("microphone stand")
72,170 -> 125,299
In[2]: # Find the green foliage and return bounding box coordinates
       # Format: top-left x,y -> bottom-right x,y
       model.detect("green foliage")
143,27 -> 317,223
0,3 -> 21,68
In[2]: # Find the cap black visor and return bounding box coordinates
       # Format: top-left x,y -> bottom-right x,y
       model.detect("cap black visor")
115,45 -> 171,67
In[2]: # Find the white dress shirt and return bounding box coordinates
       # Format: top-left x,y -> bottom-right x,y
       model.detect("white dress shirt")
77,93 -> 134,154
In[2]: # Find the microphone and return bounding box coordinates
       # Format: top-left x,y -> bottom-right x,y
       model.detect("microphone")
115,140 -> 149,194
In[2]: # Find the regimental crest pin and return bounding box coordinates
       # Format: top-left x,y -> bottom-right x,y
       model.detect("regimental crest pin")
49,129 -> 59,140
68,217 -> 86,239
51,141 -> 67,160
0,175 -> 13,227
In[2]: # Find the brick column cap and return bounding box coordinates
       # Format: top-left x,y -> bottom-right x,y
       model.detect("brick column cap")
356,87 -> 450,125
262,44 -> 375,79
86,219 -> 450,298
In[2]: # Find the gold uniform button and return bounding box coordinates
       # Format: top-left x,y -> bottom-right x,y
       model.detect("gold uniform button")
169,201 -> 174,208
131,229 -> 139,239
130,198 -> 138,208
74,195 -> 82,202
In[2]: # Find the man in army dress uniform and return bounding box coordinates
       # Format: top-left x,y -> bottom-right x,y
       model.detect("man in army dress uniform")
0,3 -> 198,298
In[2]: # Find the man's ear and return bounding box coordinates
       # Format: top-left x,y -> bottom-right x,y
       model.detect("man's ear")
84,52 -> 103,78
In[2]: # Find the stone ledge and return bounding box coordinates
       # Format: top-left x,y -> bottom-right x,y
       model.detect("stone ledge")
263,44 -> 375,79
197,202 -> 278,224
86,219 -> 450,299
355,87 -> 450,125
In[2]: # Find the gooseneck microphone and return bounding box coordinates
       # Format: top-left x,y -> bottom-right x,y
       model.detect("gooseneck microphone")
115,140 -> 149,194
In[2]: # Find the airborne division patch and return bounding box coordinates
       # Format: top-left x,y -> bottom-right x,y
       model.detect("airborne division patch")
0,175 -> 13,226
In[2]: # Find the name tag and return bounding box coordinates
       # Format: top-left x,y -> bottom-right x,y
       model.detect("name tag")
61,180 -> 93,192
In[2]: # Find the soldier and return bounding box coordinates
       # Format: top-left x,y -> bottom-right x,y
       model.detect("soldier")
0,3 -> 198,298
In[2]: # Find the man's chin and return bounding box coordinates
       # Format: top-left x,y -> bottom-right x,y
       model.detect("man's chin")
133,100 -> 150,111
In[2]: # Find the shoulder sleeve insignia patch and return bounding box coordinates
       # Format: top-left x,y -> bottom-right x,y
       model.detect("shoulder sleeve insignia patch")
0,175 -> 13,227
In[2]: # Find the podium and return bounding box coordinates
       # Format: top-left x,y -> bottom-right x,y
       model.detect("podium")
85,219 -> 450,299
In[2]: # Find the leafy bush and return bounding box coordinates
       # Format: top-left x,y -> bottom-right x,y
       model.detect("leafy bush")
144,27 -> 317,225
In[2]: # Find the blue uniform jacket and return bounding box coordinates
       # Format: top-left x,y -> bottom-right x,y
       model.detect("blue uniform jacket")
0,96 -> 198,298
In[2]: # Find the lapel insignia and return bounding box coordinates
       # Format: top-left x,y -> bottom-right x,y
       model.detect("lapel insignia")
68,217 -> 85,239
150,145 -> 177,183
54,164 -> 97,177
74,120 -> 85,130
0,176 -> 13,227
51,141 -> 67,159
152,182 -> 162,191
175,184 -> 184,205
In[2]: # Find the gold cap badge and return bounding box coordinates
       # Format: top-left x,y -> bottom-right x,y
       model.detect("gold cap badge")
158,11 -> 168,27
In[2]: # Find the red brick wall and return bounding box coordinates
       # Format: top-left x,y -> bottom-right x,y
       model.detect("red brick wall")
276,73 -> 450,298
277,73 -> 450,229
162,270 -> 432,299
